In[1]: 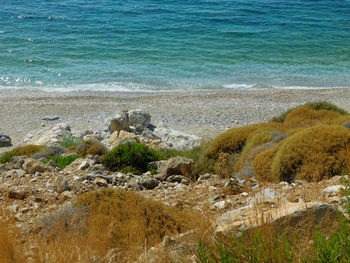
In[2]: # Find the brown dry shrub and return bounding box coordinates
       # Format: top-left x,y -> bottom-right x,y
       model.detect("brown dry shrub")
206,122 -> 284,158
234,128 -> 285,172
76,139 -> 109,157
0,188 -> 212,263
254,145 -> 280,182
283,106 -> 342,129
214,152 -> 238,178
0,208 -> 25,263
10,145 -> 44,157
271,125 -> 350,182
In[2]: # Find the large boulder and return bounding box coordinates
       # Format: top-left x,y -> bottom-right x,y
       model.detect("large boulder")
153,127 -> 200,151
0,134 -> 12,147
107,110 -> 129,134
158,156 -> 194,181
23,123 -> 72,145
128,109 -> 151,128
109,130 -> 140,147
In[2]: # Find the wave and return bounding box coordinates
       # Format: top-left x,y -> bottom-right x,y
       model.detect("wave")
1,80 -> 349,93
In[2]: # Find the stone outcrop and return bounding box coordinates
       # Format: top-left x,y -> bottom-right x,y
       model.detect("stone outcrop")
105,109 -> 200,150
158,156 -> 194,181
23,123 -> 72,145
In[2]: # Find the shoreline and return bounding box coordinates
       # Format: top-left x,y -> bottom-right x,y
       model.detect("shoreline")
1,87 -> 350,152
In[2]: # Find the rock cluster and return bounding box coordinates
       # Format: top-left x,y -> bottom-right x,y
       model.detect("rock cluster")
104,109 -> 200,150
21,109 -> 200,151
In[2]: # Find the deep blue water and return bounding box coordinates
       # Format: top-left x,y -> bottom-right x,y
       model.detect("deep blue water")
1,0 -> 350,91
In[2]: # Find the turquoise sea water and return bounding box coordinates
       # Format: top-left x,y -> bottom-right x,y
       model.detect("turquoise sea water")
0,0 -> 350,92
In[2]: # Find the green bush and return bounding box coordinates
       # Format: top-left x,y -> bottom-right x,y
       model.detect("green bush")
103,142 -> 162,174
0,152 -> 13,164
59,135 -> 81,148
44,155 -> 79,169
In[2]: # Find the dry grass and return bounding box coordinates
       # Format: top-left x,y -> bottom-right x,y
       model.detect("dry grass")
0,209 -> 26,263
0,189 -> 212,263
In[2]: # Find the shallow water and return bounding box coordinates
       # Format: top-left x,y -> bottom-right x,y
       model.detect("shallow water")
1,0 -> 350,91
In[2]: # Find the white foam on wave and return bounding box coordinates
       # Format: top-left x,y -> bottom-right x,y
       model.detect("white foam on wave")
1,80 -> 349,93
223,83 -> 350,90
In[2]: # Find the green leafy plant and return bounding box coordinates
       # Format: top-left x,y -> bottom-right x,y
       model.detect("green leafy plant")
59,135 -> 81,148
103,142 -> 163,174
0,152 -> 13,164
44,155 -> 79,169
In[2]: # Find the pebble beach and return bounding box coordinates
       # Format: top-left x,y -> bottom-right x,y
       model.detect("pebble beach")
2,87 -> 350,151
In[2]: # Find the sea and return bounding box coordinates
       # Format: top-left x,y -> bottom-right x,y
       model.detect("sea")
1,0 -> 350,92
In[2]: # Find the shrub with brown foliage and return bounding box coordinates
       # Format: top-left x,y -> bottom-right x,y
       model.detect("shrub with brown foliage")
10,145 -> 44,157
214,152 -> 238,178
283,106 -> 342,129
76,139 -> 109,157
270,125 -> 350,182
234,128 -> 285,172
206,122 -> 284,158
272,101 -> 349,123
254,145 -> 280,182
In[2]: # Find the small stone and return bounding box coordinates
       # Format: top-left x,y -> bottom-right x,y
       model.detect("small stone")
8,190 -> 28,200
34,171 -> 41,176
61,191 -> 74,199
213,195 -> 221,201
94,178 -> 108,187
240,192 -> 249,197
42,116 -> 59,121
9,205 -> 19,212
214,200 -> 226,210
15,213 -> 24,222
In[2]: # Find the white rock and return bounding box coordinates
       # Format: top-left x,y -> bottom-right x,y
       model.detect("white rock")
153,127 -> 201,150
214,200 -> 226,210
321,185 -> 344,195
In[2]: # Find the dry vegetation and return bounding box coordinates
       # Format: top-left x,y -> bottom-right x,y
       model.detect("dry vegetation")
207,101 -> 350,183
0,189 -> 212,263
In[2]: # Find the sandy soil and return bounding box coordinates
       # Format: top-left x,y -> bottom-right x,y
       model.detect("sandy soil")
1,87 -> 350,151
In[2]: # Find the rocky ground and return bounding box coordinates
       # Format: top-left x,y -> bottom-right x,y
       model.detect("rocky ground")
2,88 -> 350,261
0,153 -> 347,262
